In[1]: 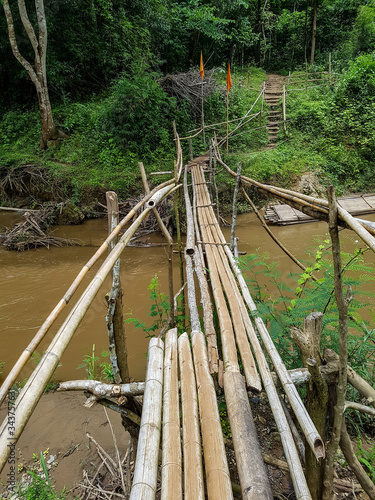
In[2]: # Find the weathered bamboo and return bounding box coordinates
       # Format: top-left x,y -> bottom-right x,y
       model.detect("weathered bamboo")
178,332 -> 204,500
0,179 -> 173,407
57,380 -> 145,396
222,238 -> 324,460
182,188 -> 233,498
193,332 -> 234,499
161,328 -> 182,500
230,161 -> 242,252
130,338 -> 164,500
193,165 -> 261,391
224,370 -> 273,499
184,165 -> 195,255
283,84 -> 287,137
275,186 -> 375,241
106,191 -> 129,384
193,248 -> 219,374
0,184 -> 175,473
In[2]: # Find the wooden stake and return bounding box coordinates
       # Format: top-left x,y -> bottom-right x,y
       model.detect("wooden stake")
230,161 -> 242,252
106,191 -> 129,384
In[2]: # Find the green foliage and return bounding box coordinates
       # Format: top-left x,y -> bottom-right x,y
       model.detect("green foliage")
0,360 -> 3,375
16,452 -> 67,500
355,436 -> 375,482
125,274 -> 187,337
240,241 -> 375,372
77,344 -> 114,382
218,398 -> 232,439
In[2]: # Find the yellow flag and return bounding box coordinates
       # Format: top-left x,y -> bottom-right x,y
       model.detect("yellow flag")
227,62 -> 232,92
200,51 -> 204,80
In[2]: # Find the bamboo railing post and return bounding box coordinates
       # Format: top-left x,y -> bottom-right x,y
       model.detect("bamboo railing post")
106,191 -> 129,384
139,162 -> 175,325
328,52 -> 331,83
201,81 -> 206,149
283,84 -> 287,137
130,338 -> 164,500
230,161 -> 242,252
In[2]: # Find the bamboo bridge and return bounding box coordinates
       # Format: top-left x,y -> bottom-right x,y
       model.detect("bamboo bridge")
2,84 -> 375,500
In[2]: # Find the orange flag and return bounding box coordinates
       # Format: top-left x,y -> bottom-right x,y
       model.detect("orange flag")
200,51 -> 204,80
226,62 -> 232,92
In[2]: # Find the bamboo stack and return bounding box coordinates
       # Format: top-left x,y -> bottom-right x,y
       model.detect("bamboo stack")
130,338 -> 164,500
190,164 -> 273,499
191,163 -> 314,499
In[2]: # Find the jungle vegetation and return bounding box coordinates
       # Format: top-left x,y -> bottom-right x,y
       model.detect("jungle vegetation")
1,0 -> 375,204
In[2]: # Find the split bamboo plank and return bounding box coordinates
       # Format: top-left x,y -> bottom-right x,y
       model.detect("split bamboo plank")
0,184 -> 176,473
130,337 -> 164,500
178,332 -> 205,500
224,370 -> 273,499
192,165 -> 261,391
161,328 -> 182,500
192,332 -> 233,500
0,179 -> 174,407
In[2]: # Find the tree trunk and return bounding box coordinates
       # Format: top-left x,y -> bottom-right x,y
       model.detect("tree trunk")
2,0 -> 66,149
310,0 -> 317,66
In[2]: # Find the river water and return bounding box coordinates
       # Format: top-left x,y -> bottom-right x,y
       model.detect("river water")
1,211 -> 374,384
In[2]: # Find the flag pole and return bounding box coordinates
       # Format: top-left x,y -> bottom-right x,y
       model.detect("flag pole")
201,81 -> 206,150
199,51 -> 206,150
226,88 -> 229,154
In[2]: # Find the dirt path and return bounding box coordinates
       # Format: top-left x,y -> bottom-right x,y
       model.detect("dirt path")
264,74 -> 287,150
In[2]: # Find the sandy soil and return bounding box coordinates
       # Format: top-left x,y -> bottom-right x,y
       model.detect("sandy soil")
0,391 -> 130,497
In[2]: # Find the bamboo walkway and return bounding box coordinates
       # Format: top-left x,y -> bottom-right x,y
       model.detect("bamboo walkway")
129,159 -> 324,500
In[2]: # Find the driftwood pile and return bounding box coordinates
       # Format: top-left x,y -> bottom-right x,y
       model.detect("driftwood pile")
1,205 -> 76,251
159,69 -> 219,116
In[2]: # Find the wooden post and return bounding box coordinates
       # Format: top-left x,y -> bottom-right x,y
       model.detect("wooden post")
226,89 -> 229,154
106,191 -> 129,384
290,312 -> 328,500
230,162 -> 242,252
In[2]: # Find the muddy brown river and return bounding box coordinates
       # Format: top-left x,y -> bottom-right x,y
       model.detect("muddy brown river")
1,211 -> 375,384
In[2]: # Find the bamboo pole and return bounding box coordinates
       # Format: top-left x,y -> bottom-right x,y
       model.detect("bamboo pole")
161,328 -> 182,500
230,162 -> 242,252
130,337 -> 164,500
0,184 -> 176,473
201,81 -> 206,149
283,84 -> 287,137
193,249 -> 219,374
139,162 -> 175,324
184,165 -> 195,255
178,332 -> 204,500
106,191 -> 129,384
183,188 -> 232,498
0,179 -> 173,407
192,166 -> 261,391
192,332 -> 233,500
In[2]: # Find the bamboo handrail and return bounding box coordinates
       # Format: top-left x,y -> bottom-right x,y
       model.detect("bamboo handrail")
130,337 -> 164,500
0,179 -> 174,408
0,184 -> 176,473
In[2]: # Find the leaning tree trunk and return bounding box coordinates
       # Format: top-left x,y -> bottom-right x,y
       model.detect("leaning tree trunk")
2,0 -> 66,149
